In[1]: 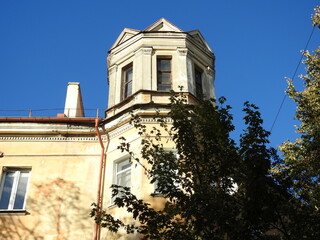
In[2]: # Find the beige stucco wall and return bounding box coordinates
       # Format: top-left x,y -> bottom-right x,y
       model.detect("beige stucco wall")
0,116 -> 174,240
0,138 -> 101,240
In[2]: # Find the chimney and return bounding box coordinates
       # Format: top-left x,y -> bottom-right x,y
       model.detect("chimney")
63,82 -> 85,117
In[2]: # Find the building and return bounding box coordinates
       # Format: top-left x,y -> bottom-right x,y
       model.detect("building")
0,18 -> 215,240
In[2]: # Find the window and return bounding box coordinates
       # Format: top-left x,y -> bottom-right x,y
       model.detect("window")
122,64 -> 133,99
0,168 -> 30,210
195,67 -> 203,98
115,159 -> 131,189
111,159 -> 131,204
157,58 -> 171,91
153,152 -> 179,195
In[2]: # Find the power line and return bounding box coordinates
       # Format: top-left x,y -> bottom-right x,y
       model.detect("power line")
270,26 -> 316,132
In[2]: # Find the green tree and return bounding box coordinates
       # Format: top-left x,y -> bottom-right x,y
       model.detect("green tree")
274,6 -> 320,239
91,93 -> 287,240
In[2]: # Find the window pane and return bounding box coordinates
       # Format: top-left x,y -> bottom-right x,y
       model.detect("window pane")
158,72 -> 171,83
117,159 -> 131,172
116,159 -> 131,188
117,170 -> 131,188
158,84 -> 171,92
195,69 -> 202,84
157,58 -> 171,91
125,81 -> 132,97
158,59 -> 171,71
126,68 -> 133,83
0,172 -> 15,209
195,69 -> 203,97
122,65 -> 133,99
13,172 -> 29,209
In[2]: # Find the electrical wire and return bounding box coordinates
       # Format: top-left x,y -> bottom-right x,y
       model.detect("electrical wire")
270,26 -> 316,132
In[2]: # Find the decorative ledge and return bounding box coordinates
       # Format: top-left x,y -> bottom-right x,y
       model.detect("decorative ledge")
0,210 -> 30,215
0,136 -> 107,142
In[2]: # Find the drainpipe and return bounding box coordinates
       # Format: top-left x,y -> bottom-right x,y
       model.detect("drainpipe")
94,118 -> 109,240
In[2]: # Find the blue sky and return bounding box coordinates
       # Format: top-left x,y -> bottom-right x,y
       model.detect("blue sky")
0,0 -> 319,149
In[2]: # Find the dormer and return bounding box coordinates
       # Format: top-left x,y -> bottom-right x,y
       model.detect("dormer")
106,18 -> 215,118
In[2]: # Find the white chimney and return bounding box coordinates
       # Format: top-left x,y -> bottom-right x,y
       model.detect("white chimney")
64,82 -> 85,117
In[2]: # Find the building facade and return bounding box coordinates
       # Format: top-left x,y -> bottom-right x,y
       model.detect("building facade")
0,18 -> 215,240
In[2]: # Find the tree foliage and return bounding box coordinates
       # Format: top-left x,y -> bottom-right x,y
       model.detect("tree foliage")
279,7 -> 320,204
274,6 -> 320,238
91,7 -> 320,240
91,93 -> 291,239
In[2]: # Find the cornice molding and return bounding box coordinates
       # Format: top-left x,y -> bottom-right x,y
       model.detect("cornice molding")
108,122 -> 133,138
142,47 -> 153,55
141,117 -> 173,124
4,153 -> 101,157
0,136 -> 107,142
134,47 -> 153,57
0,118 -> 173,142
107,116 -> 173,138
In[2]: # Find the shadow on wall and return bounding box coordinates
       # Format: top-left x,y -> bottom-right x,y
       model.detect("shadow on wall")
0,178 -> 91,240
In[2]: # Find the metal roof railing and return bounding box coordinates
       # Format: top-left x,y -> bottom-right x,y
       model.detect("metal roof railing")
0,108 -> 105,118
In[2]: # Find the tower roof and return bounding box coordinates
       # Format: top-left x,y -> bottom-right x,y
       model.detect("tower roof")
110,18 -> 182,50
143,18 -> 183,32
110,18 -> 211,52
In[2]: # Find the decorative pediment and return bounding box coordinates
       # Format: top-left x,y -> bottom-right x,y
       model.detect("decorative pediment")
188,30 -> 212,52
110,28 -> 139,49
111,19 -> 185,49
144,18 -> 182,32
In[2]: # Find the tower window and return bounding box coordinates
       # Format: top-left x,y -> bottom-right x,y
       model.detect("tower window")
122,63 -> 133,99
195,67 -> 203,98
157,58 -> 171,91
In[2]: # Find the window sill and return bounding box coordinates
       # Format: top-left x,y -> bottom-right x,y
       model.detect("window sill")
151,193 -> 165,197
0,210 -> 30,215
107,204 -> 117,209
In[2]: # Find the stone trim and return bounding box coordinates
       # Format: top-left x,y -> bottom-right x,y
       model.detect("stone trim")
109,65 -> 118,75
141,117 -> 173,124
142,47 -> 153,55
108,122 -> 133,138
3,154 -> 101,157
177,47 -> 188,56
106,116 -> 173,139
0,136 -> 107,142
206,67 -> 215,76
0,118 -> 173,142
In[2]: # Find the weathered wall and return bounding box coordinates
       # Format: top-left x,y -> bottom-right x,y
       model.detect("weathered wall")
0,138 -> 101,240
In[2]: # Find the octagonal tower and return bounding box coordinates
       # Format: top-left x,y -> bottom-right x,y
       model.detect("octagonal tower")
100,20 -> 215,239
105,18 -> 215,119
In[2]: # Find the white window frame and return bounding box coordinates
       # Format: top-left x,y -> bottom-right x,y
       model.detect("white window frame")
0,167 -> 31,211
111,158 -> 131,205
115,159 -> 131,187
122,63 -> 133,99
157,57 -> 172,92
194,66 -> 203,99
